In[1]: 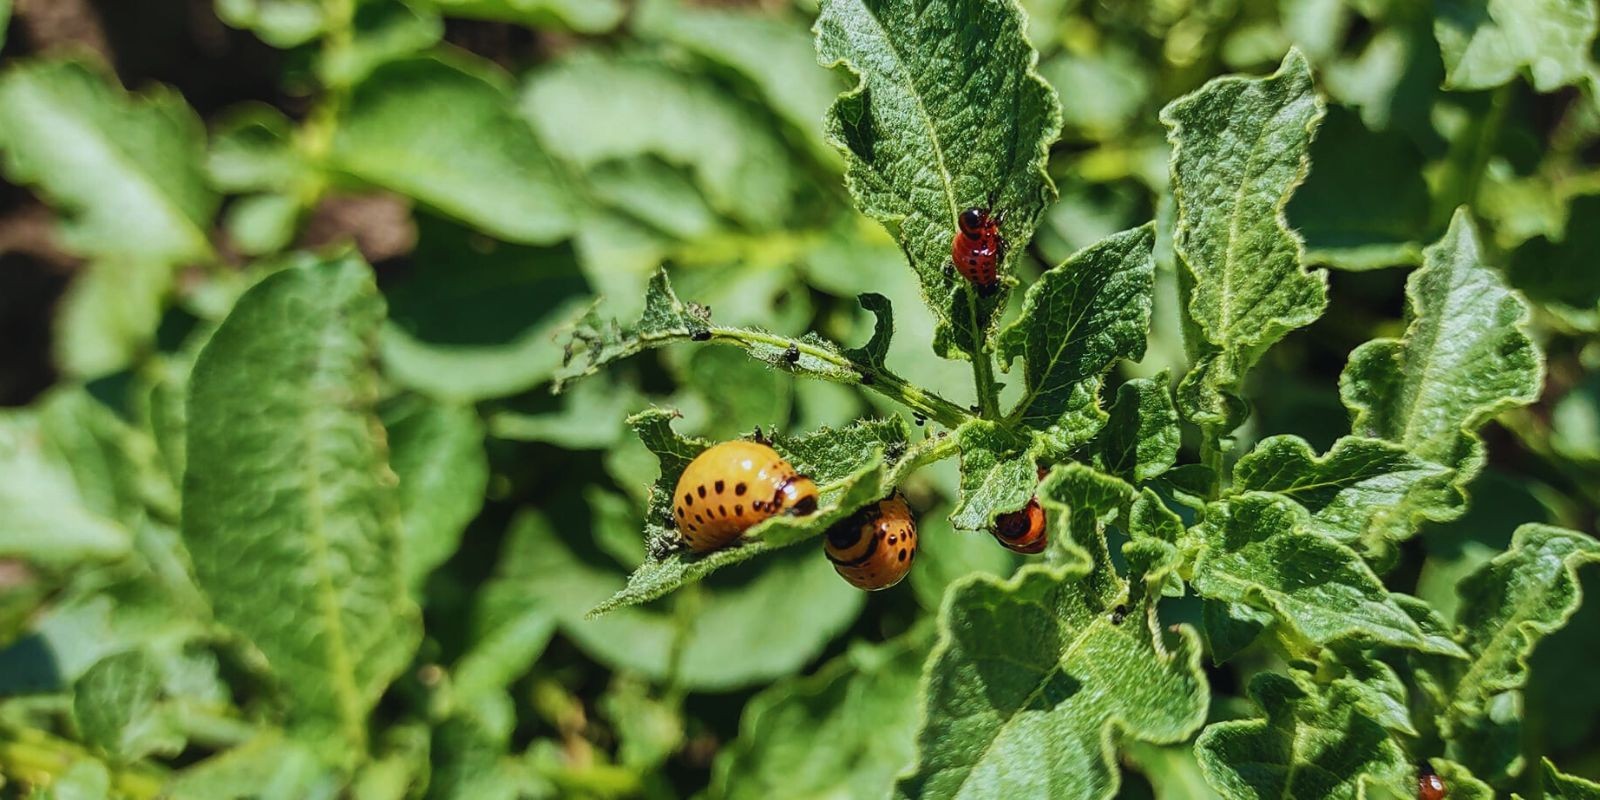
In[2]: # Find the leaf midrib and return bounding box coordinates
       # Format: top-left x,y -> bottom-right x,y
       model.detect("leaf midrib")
851,1 -> 959,225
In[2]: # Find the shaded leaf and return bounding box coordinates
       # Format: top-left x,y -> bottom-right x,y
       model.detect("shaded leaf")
996,224 -> 1155,455
1543,759 -> 1600,800
1161,49 -> 1327,431
1288,106 -> 1431,270
422,0 -> 623,33
1096,373 -> 1179,483
383,398 -> 488,588
183,256 -> 420,757
216,0 -> 324,47
815,0 -> 1061,357
713,633 -> 928,799
949,420 -> 1036,531
1440,525 -> 1600,783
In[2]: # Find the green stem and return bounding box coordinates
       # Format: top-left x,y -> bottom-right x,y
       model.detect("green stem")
1200,427 -> 1225,501
965,295 -> 1002,419
705,326 -> 970,428
1459,82 -> 1513,219
0,735 -> 166,799
293,0 -> 357,210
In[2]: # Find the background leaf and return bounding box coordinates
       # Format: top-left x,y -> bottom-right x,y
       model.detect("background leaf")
183,256 -> 420,757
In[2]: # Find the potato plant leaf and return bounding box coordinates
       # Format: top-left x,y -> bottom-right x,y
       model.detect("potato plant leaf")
1340,211 -> 1541,517
588,410 -> 937,614
332,55 -> 574,244
949,420 -> 1038,531
1438,525 -> 1600,783
1434,0 -> 1598,92
1191,493 -> 1466,656
1160,49 -> 1327,432
815,0 -> 1061,359
1233,435 -> 1454,550
73,649 -> 183,764
1195,667 -> 1411,799
0,59 -> 216,264
183,256 -> 421,758
996,224 -> 1155,456
383,398 -> 489,588
895,563 -> 1207,799
1094,373 -> 1179,483
712,633 -> 929,800
1542,759 -> 1600,799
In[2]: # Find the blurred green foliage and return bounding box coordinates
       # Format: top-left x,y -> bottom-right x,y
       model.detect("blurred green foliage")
0,0 -> 1597,797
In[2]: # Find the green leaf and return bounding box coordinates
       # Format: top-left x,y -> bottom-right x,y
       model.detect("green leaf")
590,410 -> 930,614
1435,0 -> 1598,92
1506,194 -> 1600,331
895,563 -> 1207,799
421,0 -> 623,32
319,0 -> 442,88
949,420 -> 1037,531
1201,599 -> 1274,664
1287,106 -> 1431,270
599,677 -> 683,770
36,760 -> 112,800
713,633 -> 928,800
523,52 -> 805,231
381,220 -> 588,402
1233,435 -> 1454,549
183,256 -> 420,758
1195,667 -> 1410,799
486,372 -> 640,450
1340,211 -> 1542,516
1430,759 -> 1495,800
167,733 -> 332,800
997,224 -> 1156,455
1039,463 -> 1138,578
216,0 -> 324,47
0,59 -> 216,263
1095,373 -> 1179,483
1191,493 -> 1465,656
844,292 -> 895,372
54,259 -> 173,378
1440,525 -> 1600,783
1160,49 -> 1327,431
331,54 -> 574,244
73,649 -> 182,763
383,398 -> 488,588
1542,759 -> 1600,800
206,103 -> 304,193
555,269 -> 863,393
0,407 -> 132,565
815,0 -> 1062,358
427,709 -> 518,800
492,508 -> 863,690
635,0 -> 845,163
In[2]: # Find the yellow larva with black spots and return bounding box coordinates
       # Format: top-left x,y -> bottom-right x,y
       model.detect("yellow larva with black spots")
672,441 -> 819,552
824,494 -> 917,590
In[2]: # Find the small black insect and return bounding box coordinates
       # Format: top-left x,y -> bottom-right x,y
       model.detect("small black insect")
859,372 -> 875,386
970,404 -> 981,414
691,329 -> 712,342
1110,604 -> 1128,625
783,344 -> 800,364
912,412 -> 927,427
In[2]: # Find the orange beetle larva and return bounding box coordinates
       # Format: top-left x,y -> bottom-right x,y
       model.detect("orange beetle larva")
673,441 -> 818,552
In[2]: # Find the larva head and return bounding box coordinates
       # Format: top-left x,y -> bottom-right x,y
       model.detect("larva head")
958,206 -> 987,235
779,475 -> 819,516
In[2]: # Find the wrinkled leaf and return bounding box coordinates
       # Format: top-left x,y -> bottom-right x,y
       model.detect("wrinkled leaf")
383,398 -> 488,588
73,649 -> 182,763
1095,373 -> 1179,483
1340,211 -> 1541,516
183,256 -> 420,757
1435,0 -> 1598,92
1161,49 -> 1326,432
816,0 -> 1061,358
996,224 -> 1155,456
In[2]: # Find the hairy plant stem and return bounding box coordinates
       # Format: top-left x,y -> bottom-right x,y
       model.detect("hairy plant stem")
965,294 -> 1002,419
1200,427 -> 1226,500
704,326 -> 971,428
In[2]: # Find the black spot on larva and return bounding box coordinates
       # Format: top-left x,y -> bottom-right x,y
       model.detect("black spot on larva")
683,493 -> 693,506
676,508 -> 685,518
888,535 -> 897,545
898,549 -> 908,561
967,258 -> 977,266
735,482 -> 747,496
695,513 -> 704,524
734,504 -> 743,516
719,506 -> 728,517
715,480 -> 725,493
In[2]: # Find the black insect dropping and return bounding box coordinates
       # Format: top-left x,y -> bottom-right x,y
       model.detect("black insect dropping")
783,344 -> 800,364
1110,604 -> 1127,625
